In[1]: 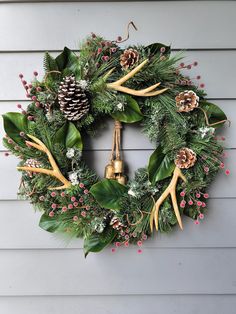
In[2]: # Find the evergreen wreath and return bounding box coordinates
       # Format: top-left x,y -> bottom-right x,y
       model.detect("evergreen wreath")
2,23 -> 229,256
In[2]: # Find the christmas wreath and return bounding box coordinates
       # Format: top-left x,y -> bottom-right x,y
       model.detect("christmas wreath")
2,23 -> 229,255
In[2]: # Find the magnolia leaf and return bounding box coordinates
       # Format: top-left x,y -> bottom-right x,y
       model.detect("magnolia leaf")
144,43 -> 171,57
55,47 -> 78,71
200,101 -> 227,128
39,213 -> 61,233
2,112 -> 32,146
90,179 -> 128,210
111,96 -> 143,123
54,122 -> 83,150
84,228 -> 116,257
148,146 -> 175,184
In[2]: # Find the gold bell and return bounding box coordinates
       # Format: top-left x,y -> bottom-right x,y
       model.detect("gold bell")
116,174 -> 126,185
104,163 -> 115,179
113,158 -> 123,174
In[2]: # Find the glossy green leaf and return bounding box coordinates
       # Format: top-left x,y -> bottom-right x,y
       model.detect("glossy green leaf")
2,112 -> 31,146
84,228 -> 116,257
55,47 -> 78,71
111,96 -> 143,123
144,43 -> 171,57
200,101 -> 227,128
148,145 -> 175,184
90,179 -> 128,210
54,122 -> 83,150
39,213 -> 61,233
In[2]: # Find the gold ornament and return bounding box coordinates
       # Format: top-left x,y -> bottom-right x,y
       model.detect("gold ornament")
116,174 -> 126,185
104,163 -> 115,179
113,158 -> 123,174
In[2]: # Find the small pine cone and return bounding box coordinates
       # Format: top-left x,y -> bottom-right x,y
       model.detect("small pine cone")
24,158 -> 42,178
58,76 -> 90,121
120,48 -> 139,69
175,148 -> 197,169
110,216 -> 124,231
175,90 -> 199,112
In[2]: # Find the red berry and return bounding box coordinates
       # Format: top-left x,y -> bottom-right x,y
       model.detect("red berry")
193,61 -> 198,66
33,71 -> 38,76
203,193 -> 209,199
17,104 -> 22,109
180,191 -> 185,197
19,73 -> 24,78
49,211 -> 54,217
117,36 -> 122,42
73,216 -> 78,222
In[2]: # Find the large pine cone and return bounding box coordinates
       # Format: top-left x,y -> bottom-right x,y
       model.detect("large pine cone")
110,216 -> 124,231
58,76 -> 90,121
175,90 -> 199,112
174,148 -> 197,169
120,48 -> 139,69
24,158 -> 42,177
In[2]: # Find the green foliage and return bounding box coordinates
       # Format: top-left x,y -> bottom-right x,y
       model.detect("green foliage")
90,179 -> 128,210
39,213 -> 62,233
2,112 -> 33,146
111,95 -> 143,123
54,122 -> 83,150
148,145 -> 175,184
44,52 -> 58,72
199,101 -> 227,128
84,227 -> 116,257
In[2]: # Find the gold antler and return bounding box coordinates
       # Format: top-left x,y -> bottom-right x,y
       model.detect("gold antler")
106,59 -> 168,97
17,135 -> 71,190
150,167 -> 187,232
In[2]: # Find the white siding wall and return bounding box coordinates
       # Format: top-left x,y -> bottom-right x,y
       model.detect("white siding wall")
0,1 -> 235,313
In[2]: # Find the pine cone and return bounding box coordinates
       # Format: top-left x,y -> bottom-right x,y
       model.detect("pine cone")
174,148 -> 197,169
120,48 -> 139,69
58,76 -> 90,121
175,90 -> 199,112
110,216 -> 124,231
24,158 -> 42,177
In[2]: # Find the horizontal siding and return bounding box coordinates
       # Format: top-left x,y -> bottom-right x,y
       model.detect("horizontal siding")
0,51 -> 236,99
0,2 -> 236,50
0,199 -> 235,249
0,248 -> 236,295
0,149 -> 234,199
1,295 -> 236,314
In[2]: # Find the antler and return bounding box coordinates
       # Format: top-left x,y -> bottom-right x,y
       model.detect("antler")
150,167 -> 187,232
106,59 -> 168,97
17,134 -> 71,190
